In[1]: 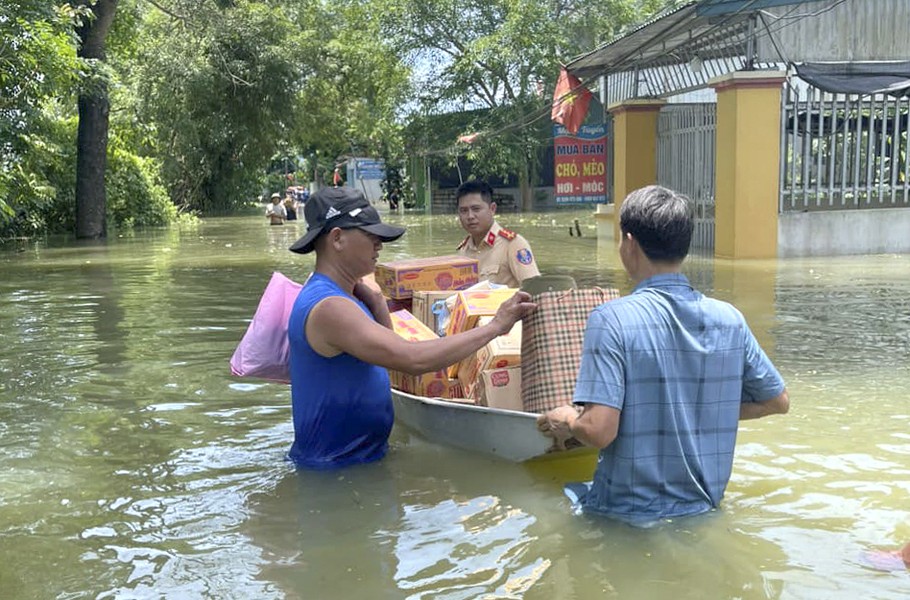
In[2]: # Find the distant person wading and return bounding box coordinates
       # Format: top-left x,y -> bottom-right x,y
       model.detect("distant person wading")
266,193 -> 287,226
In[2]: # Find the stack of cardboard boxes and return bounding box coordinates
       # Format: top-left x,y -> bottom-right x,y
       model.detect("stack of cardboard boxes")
387,309 -> 463,399
377,255 -> 480,332
444,291 -> 522,410
453,316 -> 523,411
377,256 -> 524,411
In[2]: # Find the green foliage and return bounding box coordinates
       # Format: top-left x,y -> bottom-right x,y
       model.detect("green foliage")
0,112 -> 179,239
0,0 -> 80,233
113,0 -> 411,213
3,0 -> 672,238
106,137 -> 177,229
386,0 -> 677,205
303,2 -> 409,156
127,1 -> 312,212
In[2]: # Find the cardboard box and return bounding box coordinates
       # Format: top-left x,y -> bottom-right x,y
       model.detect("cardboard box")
478,367 -> 523,411
412,372 -> 463,398
411,290 -> 457,332
445,288 -> 518,338
458,369 -> 482,401
389,309 -> 437,342
391,370 -> 464,399
375,256 -> 479,300
456,318 -> 522,388
388,309 -> 460,398
386,297 -> 413,313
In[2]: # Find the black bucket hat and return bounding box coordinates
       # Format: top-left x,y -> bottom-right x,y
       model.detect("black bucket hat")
289,187 -> 406,254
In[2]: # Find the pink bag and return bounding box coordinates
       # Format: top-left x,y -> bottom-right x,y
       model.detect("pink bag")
230,272 -> 305,383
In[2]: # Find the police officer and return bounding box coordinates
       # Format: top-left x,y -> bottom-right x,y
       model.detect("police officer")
455,180 -> 540,287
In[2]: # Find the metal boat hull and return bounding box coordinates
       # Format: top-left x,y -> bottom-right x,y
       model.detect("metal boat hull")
391,389 -> 596,466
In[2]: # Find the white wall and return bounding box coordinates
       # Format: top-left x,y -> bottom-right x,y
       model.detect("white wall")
778,208 -> 910,257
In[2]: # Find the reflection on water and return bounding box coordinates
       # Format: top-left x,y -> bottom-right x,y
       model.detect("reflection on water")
388,496 -> 548,599
1,213 -> 909,599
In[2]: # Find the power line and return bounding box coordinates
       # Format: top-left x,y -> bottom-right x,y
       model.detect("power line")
415,0 -> 850,158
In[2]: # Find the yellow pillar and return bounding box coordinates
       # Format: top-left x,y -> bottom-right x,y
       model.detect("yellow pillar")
710,71 -> 787,259
711,258 -> 779,354
608,99 -> 665,238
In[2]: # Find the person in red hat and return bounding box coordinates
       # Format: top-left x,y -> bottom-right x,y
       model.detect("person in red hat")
285,187 -> 536,470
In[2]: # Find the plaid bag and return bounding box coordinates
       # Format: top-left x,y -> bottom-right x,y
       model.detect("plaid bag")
520,287 -> 620,413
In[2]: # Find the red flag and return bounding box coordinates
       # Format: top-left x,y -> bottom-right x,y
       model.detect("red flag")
457,133 -> 480,144
551,67 -> 592,135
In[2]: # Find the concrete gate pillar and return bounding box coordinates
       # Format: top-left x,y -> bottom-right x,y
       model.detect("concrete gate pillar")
607,99 -> 665,239
709,71 -> 787,259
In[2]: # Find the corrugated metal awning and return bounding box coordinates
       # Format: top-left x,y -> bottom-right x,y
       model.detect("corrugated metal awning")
565,0 -> 832,80
565,3 -> 752,80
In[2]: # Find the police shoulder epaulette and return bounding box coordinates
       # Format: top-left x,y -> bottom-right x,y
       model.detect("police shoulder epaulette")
497,228 -> 517,241
456,235 -> 470,250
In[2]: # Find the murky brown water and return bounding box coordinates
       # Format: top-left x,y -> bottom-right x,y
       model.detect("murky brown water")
1,210 -> 908,599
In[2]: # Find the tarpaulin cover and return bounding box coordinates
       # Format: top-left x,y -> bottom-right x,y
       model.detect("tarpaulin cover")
796,62 -> 910,97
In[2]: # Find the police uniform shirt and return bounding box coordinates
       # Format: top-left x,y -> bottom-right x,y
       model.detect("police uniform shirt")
456,221 -> 540,287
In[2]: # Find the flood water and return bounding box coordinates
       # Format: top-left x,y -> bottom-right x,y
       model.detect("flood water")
1,209 -> 908,599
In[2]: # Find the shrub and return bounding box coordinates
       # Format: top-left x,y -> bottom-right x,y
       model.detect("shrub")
106,141 -> 177,229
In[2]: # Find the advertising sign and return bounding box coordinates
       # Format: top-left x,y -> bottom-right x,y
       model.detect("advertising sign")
554,124 -> 608,204
355,159 -> 386,181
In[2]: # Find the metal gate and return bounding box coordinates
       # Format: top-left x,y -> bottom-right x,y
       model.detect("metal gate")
780,84 -> 910,211
657,103 -> 717,251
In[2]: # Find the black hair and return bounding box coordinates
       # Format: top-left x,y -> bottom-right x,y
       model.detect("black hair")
619,185 -> 694,263
455,180 -> 494,205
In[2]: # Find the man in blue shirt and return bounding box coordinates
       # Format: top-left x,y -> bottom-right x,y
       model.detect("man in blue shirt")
537,185 -> 789,525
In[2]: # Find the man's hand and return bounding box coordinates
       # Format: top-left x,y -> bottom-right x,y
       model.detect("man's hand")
490,291 -> 537,335
352,276 -> 383,307
353,276 -> 391,327
536,405 -> 580,450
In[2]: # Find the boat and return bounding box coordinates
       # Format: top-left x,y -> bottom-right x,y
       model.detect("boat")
391,388 -> 598,478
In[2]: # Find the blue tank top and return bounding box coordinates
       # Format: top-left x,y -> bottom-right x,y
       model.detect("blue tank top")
287,273 -> 393,469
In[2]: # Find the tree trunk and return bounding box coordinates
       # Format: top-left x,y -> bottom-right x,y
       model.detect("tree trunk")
75,0 -> 118,240
520,151 -> 533,211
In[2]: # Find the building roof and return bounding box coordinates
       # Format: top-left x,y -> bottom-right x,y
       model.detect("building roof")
566,2 -> 768,79
564,0 -> 910,104
565,0 -> 829,80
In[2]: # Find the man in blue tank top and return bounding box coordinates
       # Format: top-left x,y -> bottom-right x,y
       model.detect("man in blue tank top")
536,185 -> 790,525
287,187 -> 537,470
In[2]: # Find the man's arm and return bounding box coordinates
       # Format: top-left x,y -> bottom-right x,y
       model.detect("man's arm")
508,235 -> 540,283
740,389 -> 789,420
306,290 -> 536,375
537,403 -> 620,449
739,322 -> 789,420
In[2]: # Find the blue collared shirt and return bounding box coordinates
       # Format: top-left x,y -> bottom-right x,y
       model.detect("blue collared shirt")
572,273 -> 786,524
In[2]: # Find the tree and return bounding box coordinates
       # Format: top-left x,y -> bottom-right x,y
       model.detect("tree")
75,0 -> 119,239
0,0 -> 80,234
287,1 -> 410,180
123,0 -> 409,213
382,0 -> 674,209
